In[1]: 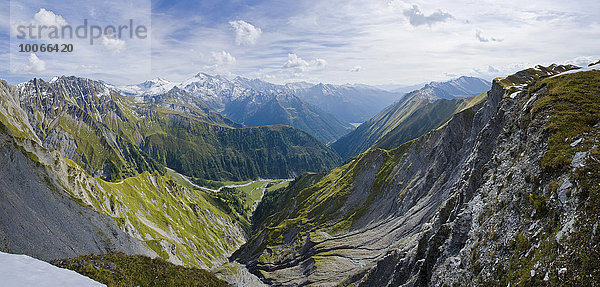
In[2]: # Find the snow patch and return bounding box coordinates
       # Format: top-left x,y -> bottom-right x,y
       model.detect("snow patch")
550,64 -> 600,78
0,251 -> 105,287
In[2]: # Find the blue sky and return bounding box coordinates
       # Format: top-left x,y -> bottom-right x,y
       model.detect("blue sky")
1,0 -> 599,85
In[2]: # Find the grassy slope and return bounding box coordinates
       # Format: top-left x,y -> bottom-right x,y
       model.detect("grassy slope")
374,92 -> 486,151
54,252 -> 228,287
532,70 -> 600,171
12,77 -> 340,183
514,70 -> 600,285
144,119 -> 340,181
212,180 -> 284,227
15,78 -> 166,181
330,94 -> 428,159
77,157 -> 285,269
250,174 -> 320,230
235,141 -> 413,262
331,92 -> 486,159
0,80 -> 40,142
125,97 -> 341,182
85,167 -> 248,268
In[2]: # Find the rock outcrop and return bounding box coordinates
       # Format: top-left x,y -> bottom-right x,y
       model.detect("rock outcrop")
234,64 -> 600,286
0,122 -> 151,261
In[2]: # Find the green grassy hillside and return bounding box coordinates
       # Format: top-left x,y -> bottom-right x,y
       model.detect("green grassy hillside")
373,92 -> 486,151
331,91 -> 486,159
143,120 -> 340,181
54,252 -> 228,287
224,94 -> 354,144
10,77 -> 340,182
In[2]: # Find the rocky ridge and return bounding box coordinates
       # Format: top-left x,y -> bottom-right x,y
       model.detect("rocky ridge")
233,64 -> 600,286
9,76 -> 340,182
0,76 -> 328,272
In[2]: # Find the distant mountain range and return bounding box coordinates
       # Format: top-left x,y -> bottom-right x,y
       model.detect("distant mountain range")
291,83 -> 405,123
223,92 -> 352,144
118,74 -> 491,144
10,76 -> 340,182
118,74 -> 354,144
331,76 -> 491,159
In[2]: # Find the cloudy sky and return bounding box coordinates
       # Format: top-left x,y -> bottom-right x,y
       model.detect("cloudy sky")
1,0 -> 599,86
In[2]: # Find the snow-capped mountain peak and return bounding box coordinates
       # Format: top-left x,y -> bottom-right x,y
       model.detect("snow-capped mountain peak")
421,76 -> 491,99
117,77 -> 176,97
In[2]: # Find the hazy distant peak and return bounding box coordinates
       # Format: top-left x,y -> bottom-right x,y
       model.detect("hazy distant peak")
418,76 -> 491,99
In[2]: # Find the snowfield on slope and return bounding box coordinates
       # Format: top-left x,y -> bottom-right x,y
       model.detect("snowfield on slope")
0,251 -> 104,287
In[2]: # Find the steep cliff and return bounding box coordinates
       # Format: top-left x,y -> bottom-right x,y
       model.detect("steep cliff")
0,121 -> 151,262
233,64 -> 600,286
331,92 -> 486,159
0,78 -> 259,270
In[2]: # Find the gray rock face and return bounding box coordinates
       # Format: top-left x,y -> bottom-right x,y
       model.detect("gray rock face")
14,76 -> 156,180
0,126 -> 150,262
234,65 -> 594,286
358,65 -> 589,287
235,79 -> 497,286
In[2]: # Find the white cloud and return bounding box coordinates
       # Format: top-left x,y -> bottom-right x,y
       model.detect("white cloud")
229,20 -> 262,45
204,51 -> 237,73
315,58 -> 327,69
102,36 -> 126,54
212,50 -> 236,66
282,53 -> 327,74
349,65 -> 362,72
283,53 -> 310,72
11,8 -> 68,39
403,5 -> 453,27
23,53 -> 46,73
488,65 -> 499,73
566,56 -> 598,67
475,30 -> 502,42
33,8 -> 68,27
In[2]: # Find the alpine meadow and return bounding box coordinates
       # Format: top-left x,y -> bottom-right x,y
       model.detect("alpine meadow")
1,0 -> 599,286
